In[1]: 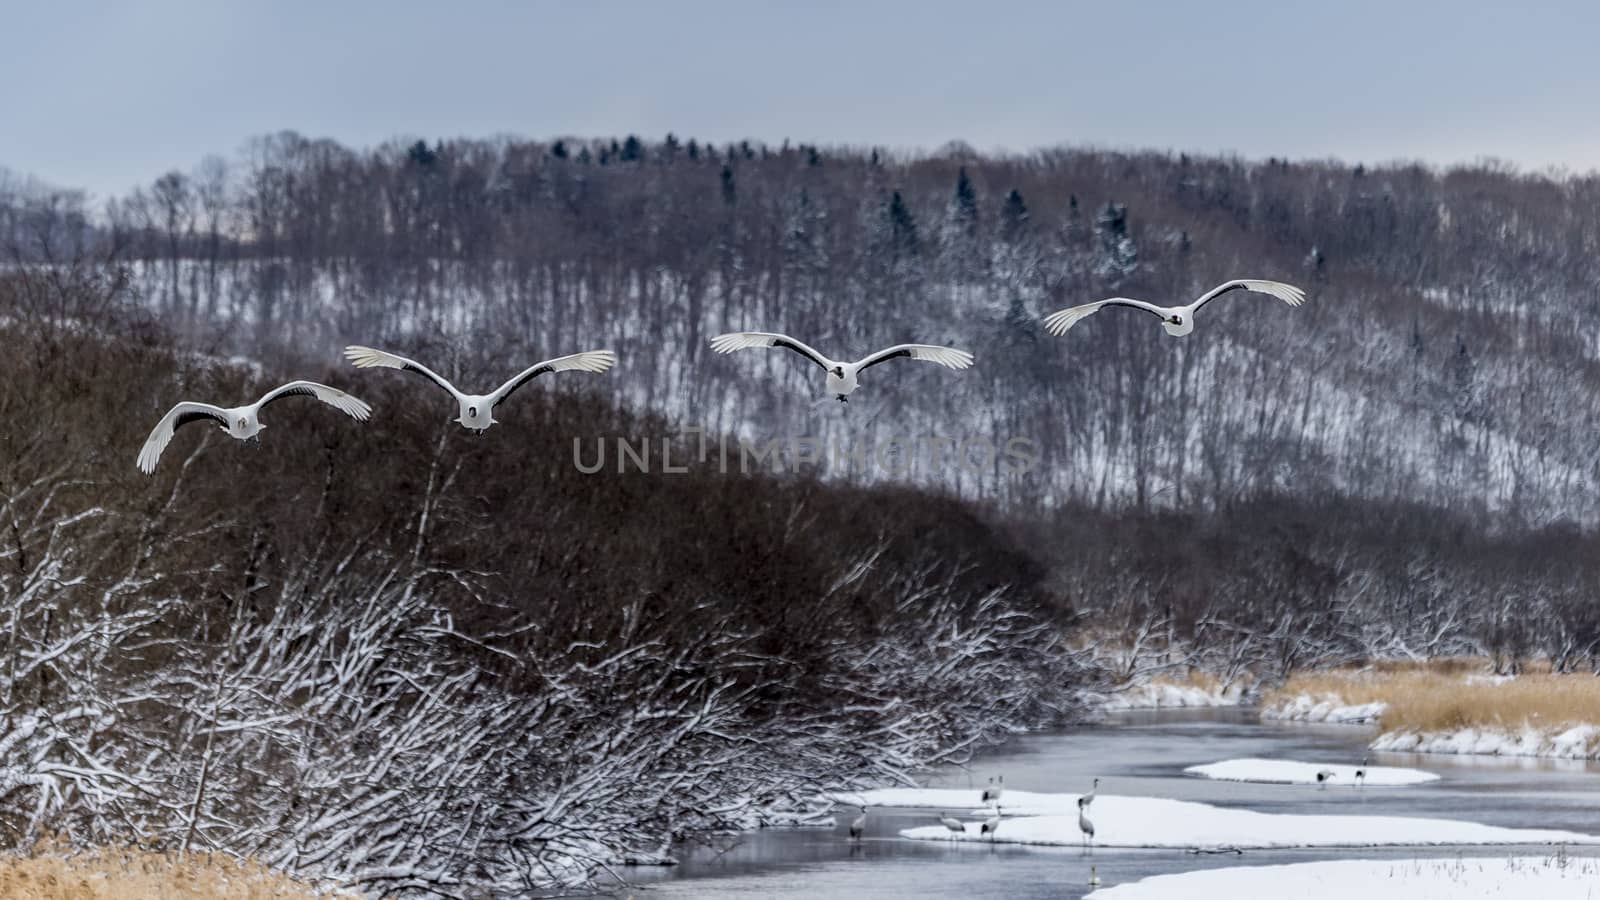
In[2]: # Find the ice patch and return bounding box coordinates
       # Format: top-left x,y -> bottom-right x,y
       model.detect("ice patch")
1185,757 -> 1438,786
859,791 -> 1600,850
1088,855 -> 1600,899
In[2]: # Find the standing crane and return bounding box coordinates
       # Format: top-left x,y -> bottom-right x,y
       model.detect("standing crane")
981,775 -> 1005,806
980,806 -> 1002,840
1077,796 -> 1095,853
848,806 -> 867,843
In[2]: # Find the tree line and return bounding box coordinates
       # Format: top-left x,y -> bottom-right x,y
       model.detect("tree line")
9,132 -> 1591,523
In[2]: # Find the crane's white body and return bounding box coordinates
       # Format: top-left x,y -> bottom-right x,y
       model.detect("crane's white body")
981,774 -> 1005,806
939,813 -> 965,833
344,345 -> 615,432
1077,796 -> 1095,851
980,808 -> 1001,839
1044,279 -> 1305,338
709,331 -> 973,401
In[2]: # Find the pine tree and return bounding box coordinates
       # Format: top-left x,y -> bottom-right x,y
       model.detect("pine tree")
953,167 -> 979,237
1000,188 -> 1029,243
549,140 -> 569,160
621,135 -> 643,162
1094,202 -> 1137,281
886,191 -> 919,257
406,140 -> 438,169
720,165 -> 736,207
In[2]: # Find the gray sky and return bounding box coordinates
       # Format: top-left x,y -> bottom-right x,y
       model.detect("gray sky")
5,0 -> 1598,199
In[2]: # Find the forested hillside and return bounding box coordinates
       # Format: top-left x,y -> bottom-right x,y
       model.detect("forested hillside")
4,135 -> 1600,892
8,134 -> 1596,521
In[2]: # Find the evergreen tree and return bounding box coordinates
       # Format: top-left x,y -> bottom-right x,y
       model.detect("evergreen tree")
952,167 -> 979,237
406,140 -> 438,169
720,165 -> 736,207
549,140 -> 569,160
885,190 -> 919,257
621,135 -> 643,162
1094,202 -> 1138,281
1000,188 -> 1029,242
687,139 -> 700,161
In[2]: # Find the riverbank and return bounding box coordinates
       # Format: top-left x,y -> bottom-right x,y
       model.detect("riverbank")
0,846 -> 357,899
1098,672 -> 1252,711
1089,854 -> 1600,900
1262,663 -> 1600,759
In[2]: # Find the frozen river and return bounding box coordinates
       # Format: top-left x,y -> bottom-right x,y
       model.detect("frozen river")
617,708 -> 1600,898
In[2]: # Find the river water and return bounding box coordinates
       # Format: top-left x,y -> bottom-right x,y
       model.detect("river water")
615,709 -> 1600,898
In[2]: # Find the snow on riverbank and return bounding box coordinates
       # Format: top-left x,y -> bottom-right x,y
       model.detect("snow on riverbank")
867,791 -> 1599,849
1260,691 -> 1386,724
1088,855 -> 1600,899
1100,679 -> 1248,710
1266,690 -> 1600,759
1373,724 -> 1600,760
1184,757 -> 1438,786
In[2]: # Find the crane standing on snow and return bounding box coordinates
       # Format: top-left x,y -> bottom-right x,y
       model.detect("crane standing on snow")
1078,796 -> 1096,853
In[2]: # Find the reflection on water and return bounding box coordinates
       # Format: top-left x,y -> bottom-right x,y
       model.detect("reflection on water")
616,708 -> 1600,899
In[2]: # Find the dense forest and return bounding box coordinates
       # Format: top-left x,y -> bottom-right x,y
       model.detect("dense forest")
2,134 -> 1599,892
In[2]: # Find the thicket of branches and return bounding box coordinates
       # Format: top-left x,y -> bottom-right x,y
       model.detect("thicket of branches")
1049,496 -> 1600,685
0,269 -> 1091,894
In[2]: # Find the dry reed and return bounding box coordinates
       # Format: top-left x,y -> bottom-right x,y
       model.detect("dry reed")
0,844 -> 352,900
1267,660 -> 1600,733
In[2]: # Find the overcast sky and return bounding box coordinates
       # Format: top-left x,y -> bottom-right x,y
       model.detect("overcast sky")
4,0 -> 1598,199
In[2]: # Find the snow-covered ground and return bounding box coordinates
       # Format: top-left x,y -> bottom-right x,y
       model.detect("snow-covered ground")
842,790 -> 1600,850
1099,679 -> 1248,710
1088,855 -> 1600,899
1260,691 -> 1387,724
1184,758 -> 1438,786
825,787 -> 1085,818
1374,724 -> 1600,760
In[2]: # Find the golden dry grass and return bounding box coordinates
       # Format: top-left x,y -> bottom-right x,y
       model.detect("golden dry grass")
0,845 -> 353,900
1266,662 -> 1600,733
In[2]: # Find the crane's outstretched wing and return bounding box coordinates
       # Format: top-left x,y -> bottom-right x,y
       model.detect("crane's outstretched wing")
489,350 -> 617,409
1191,279 -> 1306,312
854,344 -> 975,372
136,402 -> 229,474
343,346 -> 461,399
1043,298 -> 1167,336
256,380 -> 372,420
709,332 -> 832,371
